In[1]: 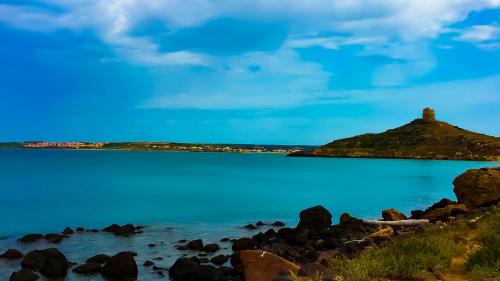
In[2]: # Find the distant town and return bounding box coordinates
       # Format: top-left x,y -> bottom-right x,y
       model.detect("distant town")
0,141 -> 316,154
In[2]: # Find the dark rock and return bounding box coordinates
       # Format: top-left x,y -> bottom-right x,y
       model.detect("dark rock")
220,238 -> 230,242
381,208 -> 407,221
72,262 -> 101,274
177,245 -> 188,251
38,248 -> 69,278
453,167 -> 500,208
272,221 -> 285,227
0,249 -> 24,259
148,243 -> 156,247
115,224 -> 136,236
101,252 -> 138,279
18,234 -> 43,243
143,260 -> 154,267
89,229 -> 98,233
199,258 -> 209,264
339,213 -> 362,225
298,262 -> 326,277
169,258 -> 199,281
265,228 -> 277,238
102,224 -> 120,233
9,268 -> 38,281
256,221 -> 265,226
232,238 -> 254,251
62,227 -> 74,235
296,206 -> 332,233
243,224 -> 257,230
153,257 -> 163,260
21,252 -> 46,271
410,210 -> 426,219
86,254 -> 110,265
210,254 -> 229,265
187,239 -> 204,251
157,270 -> 165,276
204,243 -> 220,252
178,239 -> 188,243
44,233 -> 65,243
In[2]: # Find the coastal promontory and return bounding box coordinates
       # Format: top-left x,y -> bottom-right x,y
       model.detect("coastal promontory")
290,108 -> 500,161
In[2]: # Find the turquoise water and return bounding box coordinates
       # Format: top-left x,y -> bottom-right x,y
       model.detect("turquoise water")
0,149 -> 497,280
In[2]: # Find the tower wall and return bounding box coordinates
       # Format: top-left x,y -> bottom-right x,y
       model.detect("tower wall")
423,108 -> 435,121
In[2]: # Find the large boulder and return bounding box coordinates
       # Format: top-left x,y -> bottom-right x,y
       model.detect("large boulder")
296,206 -> 332,233
453,167 -> 500,208
72,262 -> 102,274
86,254 -> 111,265
381,208 -> 407,221
424,204 -> 468,222
101,252 -> 138,279
240,250 -> 300,281
0,249 -> 24,259
18,234 -> 43,243
21,248 -> 68,279
9,268 -> 38,281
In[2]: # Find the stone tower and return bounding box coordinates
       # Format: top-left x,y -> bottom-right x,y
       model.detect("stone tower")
422,108 -> 435,121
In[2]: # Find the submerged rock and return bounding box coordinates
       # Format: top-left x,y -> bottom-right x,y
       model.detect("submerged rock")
101,252 -> 138,279
453,167 -> 500,208
296,206 -> 332,233
186,239 -> 204,251
0,249 -> 24,259
17,234 -> 43,243
86,254 -> 111,265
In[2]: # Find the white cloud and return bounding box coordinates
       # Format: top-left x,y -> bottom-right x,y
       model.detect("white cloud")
454,24 -> 500,49
1,0 -> 499,66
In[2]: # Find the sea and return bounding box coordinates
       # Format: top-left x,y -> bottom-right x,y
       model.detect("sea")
0,149 -> 497,280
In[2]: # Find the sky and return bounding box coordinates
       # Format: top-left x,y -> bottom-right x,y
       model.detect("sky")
0,0 -> 499,145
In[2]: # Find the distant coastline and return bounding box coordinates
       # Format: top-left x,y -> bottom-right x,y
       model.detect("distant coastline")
0,141 -> 316,154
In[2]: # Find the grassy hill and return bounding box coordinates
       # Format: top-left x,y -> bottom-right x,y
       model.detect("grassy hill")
290,115 -> 500,161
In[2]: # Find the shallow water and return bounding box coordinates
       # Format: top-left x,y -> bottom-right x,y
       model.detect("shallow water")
0,149 -> 497,280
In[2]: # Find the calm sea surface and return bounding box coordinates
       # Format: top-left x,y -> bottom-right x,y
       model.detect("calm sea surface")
0,149 -> 497,280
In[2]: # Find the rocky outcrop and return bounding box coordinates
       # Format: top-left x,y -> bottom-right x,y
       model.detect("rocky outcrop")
169,257 -> 226,281
17,234 -> 43,243
101,252 -> 138,279
453,167 -> 500,208
72,262 -> 101,274
240,250 -> 300,281
382,208 -> 407,221
424,204 -> 468,222
296,205 -> 332,233
102,223 -> 140,236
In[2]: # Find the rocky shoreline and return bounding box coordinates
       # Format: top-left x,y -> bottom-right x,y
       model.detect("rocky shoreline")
2,166 -> 499,281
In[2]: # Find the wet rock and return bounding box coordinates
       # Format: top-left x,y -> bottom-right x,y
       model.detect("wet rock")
44,233 -> 65,243
453,167 -> 500,208
62,227 -> 74,235
72,262 -> 101,274
296,206 -> 332,233
256,221 -> 265,226
177,245 -> 189,251
424,204 -> 469,222
244,224 -> 257,230
298,262 -> 326,277
148,243 -> 156,247
382,208 -> 407,221
240,250 -> 300,281
168,258 -> 199,281
102,223 -> 137,236
204,243 -> 220,252
18,234 -> 43,243
178,239 -> 188,243
220,238 -> 231,242
0,249 -> 24,259
9,268 -> 39,281
143,260 -> 154,267
272,221 -> 285,227
21,252 -> 46,271
38,248 -> 69,278
187,239 -> 204,251
232,238 -> 254,251
86,254 -> 110,265
102,224 -> 120,233
76,227 -> 84,232
199,257 -> 210,263
210,254 -> 229,265
410,210 -> 426,219
101,252 -> 138,279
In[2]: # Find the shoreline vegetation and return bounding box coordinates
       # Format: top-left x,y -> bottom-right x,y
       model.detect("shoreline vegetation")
2,166 -> 499,281
289,108 -> 500,162
0,142 -> 316,154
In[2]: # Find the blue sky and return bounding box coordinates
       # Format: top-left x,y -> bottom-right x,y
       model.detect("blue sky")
0,1 -> 499,144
